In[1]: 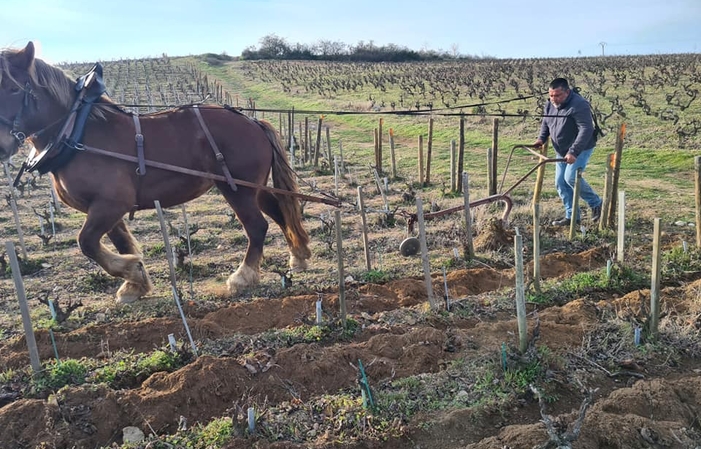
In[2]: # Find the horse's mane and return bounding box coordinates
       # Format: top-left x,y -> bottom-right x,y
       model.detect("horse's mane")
0,48 -> 119,121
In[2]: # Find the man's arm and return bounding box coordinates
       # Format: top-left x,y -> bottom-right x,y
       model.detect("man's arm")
537,102 -> 550,143
568,100 -> 595,157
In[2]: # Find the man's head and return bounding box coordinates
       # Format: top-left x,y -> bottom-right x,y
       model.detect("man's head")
548,78 -> 570,107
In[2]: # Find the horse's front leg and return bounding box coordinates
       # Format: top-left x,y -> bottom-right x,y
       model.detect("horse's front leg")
106,218 -> 153,304
79,206 -> 152,304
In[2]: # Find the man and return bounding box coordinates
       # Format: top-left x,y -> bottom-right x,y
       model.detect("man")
534,78 -> 602,226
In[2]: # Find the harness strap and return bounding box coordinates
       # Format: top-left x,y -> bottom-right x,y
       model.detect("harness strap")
132,114 -> 146,175
129,113 -> 146,220
79,144 -> 341,207
192,105 -> 237,192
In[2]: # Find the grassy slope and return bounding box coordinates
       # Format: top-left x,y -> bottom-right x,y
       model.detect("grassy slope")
188,57 -> 698,223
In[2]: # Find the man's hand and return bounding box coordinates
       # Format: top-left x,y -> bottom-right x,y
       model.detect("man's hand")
564,153 -> 577,164
533,139 -> 543,149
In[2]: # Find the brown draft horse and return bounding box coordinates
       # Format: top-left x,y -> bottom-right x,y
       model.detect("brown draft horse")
0,42 -> 311,303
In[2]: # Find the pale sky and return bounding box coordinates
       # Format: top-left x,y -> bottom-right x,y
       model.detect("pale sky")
1,0 -> 699,63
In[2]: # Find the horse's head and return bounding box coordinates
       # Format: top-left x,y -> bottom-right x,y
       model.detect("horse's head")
0,42 -> 39,161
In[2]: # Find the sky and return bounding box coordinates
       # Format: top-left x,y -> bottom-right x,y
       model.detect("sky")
1,0 -> 699,64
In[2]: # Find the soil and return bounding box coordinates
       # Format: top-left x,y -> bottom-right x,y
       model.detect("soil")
1,154 -> 700,448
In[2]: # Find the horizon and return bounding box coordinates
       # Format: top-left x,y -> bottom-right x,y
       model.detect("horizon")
1,0 -> 699,64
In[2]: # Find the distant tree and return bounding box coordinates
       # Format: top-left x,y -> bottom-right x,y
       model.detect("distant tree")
258,34 -> 291,59
313,40 -> 348,59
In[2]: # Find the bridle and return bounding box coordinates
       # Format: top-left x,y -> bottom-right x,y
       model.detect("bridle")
0,81 -> 37,146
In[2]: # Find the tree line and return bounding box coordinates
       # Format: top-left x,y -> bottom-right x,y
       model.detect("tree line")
240,34 -> 491,62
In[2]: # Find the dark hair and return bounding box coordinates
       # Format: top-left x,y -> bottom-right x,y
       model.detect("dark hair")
549,78 -> 570,91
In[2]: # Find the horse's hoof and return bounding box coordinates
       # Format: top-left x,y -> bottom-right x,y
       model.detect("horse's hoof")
289,255 -> 309,272
226,265 -> 260,295
116,281 -> 150,304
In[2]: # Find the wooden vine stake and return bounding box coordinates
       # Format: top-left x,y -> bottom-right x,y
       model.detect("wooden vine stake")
450,139 -> 456,192
695,156 -> 701,247
325,126 -> 332,162
606,123 -> 626,228
616,191 -> 626,263
389,128 -> 397,179
514,229 -> 527,353
154,200 -> 198,357
424,117 -> 434,186
313,115 -> 323,168
532,140 -> 548,207
417,135 -> 424,186
4,163 -> 27,259
599,153 -> 615,231
377,118 -> 383,175
357,186 -> 371,271
489,118 -> 499,195
334,209 -> 347,327
456,117 -> 465,193
462,172 -> 474,260
6,241 -> 41,373
415,198 -> 437,309
532,203 -> 542,293
649,218 -> 662,339
568,169 -> 582,240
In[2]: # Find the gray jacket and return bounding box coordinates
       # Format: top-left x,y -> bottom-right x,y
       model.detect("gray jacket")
538,90 -> 596,157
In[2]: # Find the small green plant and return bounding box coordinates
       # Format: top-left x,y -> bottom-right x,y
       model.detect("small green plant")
93,349 -> 186,388
3,256 -> 47,277
195,417 -> 234,446
34,359 -> 88,391
662,245 -> 701,278
144,242 -> 165,257
361,269 -> 389,283
0,368 -> 16,383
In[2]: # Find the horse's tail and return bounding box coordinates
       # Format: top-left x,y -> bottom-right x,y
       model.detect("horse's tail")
258,120 -> 311,260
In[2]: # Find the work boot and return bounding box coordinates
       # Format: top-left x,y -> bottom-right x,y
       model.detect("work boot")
551,216 -> 579,226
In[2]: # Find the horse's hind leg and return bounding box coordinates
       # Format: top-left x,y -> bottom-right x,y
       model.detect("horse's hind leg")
257,190 -> 309,271
80,206 -> 152,304
218,184 -> 268,295
107,219 -> 153,303
107,219 -> 143,256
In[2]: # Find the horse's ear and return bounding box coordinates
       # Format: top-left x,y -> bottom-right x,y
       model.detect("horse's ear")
10,41 -> 36,70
